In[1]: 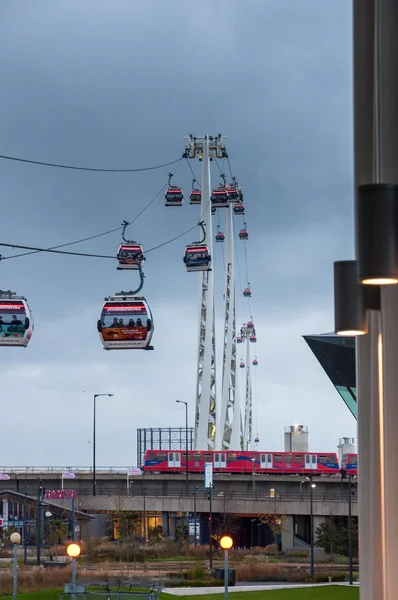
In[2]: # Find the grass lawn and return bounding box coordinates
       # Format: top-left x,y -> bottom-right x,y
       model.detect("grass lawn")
0,586 -> 359,600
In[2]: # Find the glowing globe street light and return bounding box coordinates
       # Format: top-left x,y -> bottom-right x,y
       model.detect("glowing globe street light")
220,535 -> 233,600
10,532 -> 21,600
66,543 -> 81,600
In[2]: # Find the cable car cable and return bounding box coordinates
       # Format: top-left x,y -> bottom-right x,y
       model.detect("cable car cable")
185,159 -> 201,188
0,154 -> 182,173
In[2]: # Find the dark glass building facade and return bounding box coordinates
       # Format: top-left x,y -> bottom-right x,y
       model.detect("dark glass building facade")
303,334 -> 357,419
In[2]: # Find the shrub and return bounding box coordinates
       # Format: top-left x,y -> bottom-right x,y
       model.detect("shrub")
187,565 -> 206,580
284,551 -> 308,559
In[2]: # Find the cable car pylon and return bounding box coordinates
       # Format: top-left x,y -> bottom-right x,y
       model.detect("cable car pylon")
184,134 -> 227,450
219,204 -> 242,450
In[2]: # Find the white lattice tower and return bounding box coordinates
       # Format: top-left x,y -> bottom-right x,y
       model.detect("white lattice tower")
184,134 -> 227,450
219,204 -> 241,449
241,325 -> 253,450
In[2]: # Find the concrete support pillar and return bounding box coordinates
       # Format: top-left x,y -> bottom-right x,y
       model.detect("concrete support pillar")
281,515 -> 294,551
353,1 -> 398,598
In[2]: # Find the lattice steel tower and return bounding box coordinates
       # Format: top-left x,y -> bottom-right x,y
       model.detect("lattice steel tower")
219,205 -> 242,449
184,134 -> 227,450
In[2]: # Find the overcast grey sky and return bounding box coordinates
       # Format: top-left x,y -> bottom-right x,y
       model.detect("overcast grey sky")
0,0 -> 355,466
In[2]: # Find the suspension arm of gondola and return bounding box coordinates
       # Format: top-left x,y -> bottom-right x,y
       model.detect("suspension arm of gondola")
167,172 -> 174,186
198,221 -> 206,244
220,173 -> 226,186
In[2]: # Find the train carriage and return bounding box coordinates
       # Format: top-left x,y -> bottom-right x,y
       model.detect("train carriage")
143,449 -> 340,475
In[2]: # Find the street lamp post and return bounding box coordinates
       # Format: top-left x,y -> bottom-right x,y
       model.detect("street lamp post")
93,393 -> 114,496
301,477 -> 315,578
193,486 -> 198,547
176,400 -> 189,486
309,480 -> 315,579
66,543 -> 81,600
348,474 -> 353,585
220,535 -> 233,600
10,532 -> 21,600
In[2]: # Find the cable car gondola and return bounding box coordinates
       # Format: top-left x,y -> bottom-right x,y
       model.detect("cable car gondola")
211,174 -> 229,208
190,179 -> 201,205
253,357 -> 258,366
165,172 -> 184,207
243,285 -> 251,297
183,244 -> 211,272
97,294 -> 154,350
254,434 -> 259,444
239,223 -> 249,240
237,336 -> 243,344
215,225 -> 225,243
0,291 -> 33,347
226,181 -> 239,202
211,188 -> 229,208
117,244 -> 145,271
233,202 -> 245,215
249,334 -> 257,343
240,360 -> 245,368
247,319 -> 254,330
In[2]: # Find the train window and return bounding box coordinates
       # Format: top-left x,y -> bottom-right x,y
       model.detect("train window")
285,454 -> 292,464
274,454 -> 282,463
158,452 -> 167,461
148,452 -> 156,461
348,455 -> 357,464
267,454 -> 272,462
294,454 -> 302,464
229,454 -> 237,462
319,455 -> 327,464
327,454 -> 335,463
193,453 -> 201,462
312,455 -> 316,463
214,453 -> 219,462
203,453 -> 212,463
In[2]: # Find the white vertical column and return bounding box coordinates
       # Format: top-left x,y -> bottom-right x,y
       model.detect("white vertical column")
243,334 -> 252,449
194,136 -> 216,450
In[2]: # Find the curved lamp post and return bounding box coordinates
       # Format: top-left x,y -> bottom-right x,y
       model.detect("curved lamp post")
220,535 -> 233,600
10,532 -> 21,600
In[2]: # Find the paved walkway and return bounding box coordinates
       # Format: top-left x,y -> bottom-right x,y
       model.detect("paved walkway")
164,582 -> 359,595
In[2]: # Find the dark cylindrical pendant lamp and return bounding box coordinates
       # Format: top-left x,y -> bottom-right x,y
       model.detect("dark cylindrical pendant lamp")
357,183 -> 398,285
334,260 -> 367,336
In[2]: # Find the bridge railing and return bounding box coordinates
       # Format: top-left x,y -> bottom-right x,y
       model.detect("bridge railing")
68,487 -> 357,503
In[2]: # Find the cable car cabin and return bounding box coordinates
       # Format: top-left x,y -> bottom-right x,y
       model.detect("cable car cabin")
142,450 -> 340,475
254,435 -> 260,444
233,202 -> 245,215
183,245 -> 211,272
165,188 -> 184,207
247,320 -> 254,330
215,231 -> 225,243
211,188 -> 229,208
253,358 -> 258,366
0,296 -> 33,347
97,295 -> 154,350
240,361 -> 245,368
237,336 -> 243,343
239,228 -> 249,240
227,187 -> 239,202
257,452 -> 340,475
249,334 -> 257,343
116,245 -> 144,270
341,453 -> 358,476
190,190 -> 201,205
243,287 -> 251,297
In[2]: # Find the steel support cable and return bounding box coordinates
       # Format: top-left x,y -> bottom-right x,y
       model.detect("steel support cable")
0,154 -> 182,173
2,159 -> 184,261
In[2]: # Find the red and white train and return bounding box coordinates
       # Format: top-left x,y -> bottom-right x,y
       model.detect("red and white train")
143,450 -> 358,476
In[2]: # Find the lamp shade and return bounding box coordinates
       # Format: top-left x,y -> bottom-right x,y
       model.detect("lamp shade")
334,260 -> 367,336
220,535 -> 233,550
357,183 -> 398,285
